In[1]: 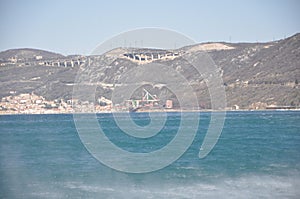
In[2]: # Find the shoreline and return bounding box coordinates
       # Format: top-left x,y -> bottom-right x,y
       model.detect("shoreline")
1,108 -> 300,116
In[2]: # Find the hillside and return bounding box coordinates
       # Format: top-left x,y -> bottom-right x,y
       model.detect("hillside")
0,33 -> 299,110
0,48 -> 65,63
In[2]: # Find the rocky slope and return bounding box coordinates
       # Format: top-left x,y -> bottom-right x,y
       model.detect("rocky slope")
0,33 -> 299,109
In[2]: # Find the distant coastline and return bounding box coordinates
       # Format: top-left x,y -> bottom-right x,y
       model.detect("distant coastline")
1,108 -> 300,116
1,33 -> 299,113
1,92 -> 298,115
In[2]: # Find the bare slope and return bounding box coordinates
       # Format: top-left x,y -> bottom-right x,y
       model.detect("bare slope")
0,34 -> 299,109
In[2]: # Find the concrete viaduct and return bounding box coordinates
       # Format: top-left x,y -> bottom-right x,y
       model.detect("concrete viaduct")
123,51 -> 181,62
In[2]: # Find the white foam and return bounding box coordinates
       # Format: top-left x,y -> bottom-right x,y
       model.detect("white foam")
7,174 -> 299,198
60,174 -> 300,199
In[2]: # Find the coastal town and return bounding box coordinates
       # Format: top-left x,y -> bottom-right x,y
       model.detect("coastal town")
0,91 -> 298,115
0,89 -> 174,114
0,92 -> 113,114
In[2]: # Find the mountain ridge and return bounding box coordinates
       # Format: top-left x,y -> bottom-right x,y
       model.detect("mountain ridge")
0,33 -> 299,110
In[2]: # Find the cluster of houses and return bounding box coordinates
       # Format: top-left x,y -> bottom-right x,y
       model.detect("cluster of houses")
0,93 -> 114,114
0,93 -> 73,114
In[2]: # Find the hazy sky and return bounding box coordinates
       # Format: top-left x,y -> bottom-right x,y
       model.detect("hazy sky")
0,0 -> 299,55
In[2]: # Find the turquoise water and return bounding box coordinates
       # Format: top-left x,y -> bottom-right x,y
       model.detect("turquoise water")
0,111 -> 300,198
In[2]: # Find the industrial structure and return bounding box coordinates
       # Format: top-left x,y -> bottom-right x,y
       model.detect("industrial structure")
126,89 -> 160,112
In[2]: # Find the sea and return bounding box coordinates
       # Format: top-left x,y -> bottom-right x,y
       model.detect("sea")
0,111 -> 299,199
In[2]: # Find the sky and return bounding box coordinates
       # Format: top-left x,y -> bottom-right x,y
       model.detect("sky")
0,0 -> 299,55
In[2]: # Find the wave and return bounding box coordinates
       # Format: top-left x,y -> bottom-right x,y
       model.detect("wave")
26,174 -> 299,199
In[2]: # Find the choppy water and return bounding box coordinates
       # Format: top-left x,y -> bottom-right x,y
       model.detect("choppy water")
1,111 -> 300,198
